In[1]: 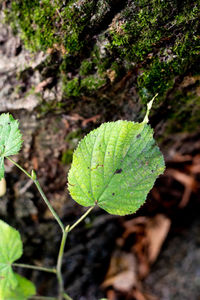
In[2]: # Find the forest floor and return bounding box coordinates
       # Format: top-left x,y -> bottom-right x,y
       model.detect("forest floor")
2,132 -> 200,300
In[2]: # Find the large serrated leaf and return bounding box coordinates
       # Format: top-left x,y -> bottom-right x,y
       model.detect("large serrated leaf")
68,121 -> 165,215
0,114 -> 22,180
4,273 -> 36,300
0,220 -> 23,298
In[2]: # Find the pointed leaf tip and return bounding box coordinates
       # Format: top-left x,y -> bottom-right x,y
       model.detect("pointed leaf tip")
143,93 -> 158,123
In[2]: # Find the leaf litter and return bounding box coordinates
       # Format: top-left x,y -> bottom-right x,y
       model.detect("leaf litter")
101,152 -> 200,300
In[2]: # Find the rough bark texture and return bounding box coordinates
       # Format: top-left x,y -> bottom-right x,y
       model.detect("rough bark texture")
1,1 -> 200,149
0,1 -> 200,299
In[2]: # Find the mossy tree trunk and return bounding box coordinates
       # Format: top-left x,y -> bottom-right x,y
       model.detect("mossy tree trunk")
1,0 -> 200,160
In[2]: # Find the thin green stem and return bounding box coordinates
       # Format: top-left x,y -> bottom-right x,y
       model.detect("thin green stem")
29,296 -> 57,300
7,157 -> 65,233
63,293 -> 73,300
56,226 -> 70,300
7,157 -> 32,179
34,179 -> 65,233
12,263 -> 56,274
68,206 -> 95,232
56,206 -> 94,299
7,158 -> 94,300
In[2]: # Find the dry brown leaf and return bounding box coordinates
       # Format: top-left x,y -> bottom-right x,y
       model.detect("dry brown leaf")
122,215 -> 171,278
103,252 -> 137,293
187,154 -> 200,174
103,215 -> 171,299
146,214 -> 171,263
109,271 -> 136,293
64,114 -> 84,121
62,119 -> 70,129
166,168 -> 197,207
166,169 -> 196,188
169,154 -> 192,163
81,114 -> 101,127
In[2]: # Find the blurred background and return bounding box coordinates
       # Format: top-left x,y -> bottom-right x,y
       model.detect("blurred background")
0,1 -> 200,299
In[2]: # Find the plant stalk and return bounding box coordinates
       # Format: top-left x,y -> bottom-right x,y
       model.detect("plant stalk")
7,157 -> 32,179
30,296 -> 57,300
63,293 -> 73,300
34,179 -> 65,233
8,157 -> 95,300
12,263 -> 56,274
56,206 -> 95,299
56,226 -> 70,300
68,206 -> 95,232
7,157 -> 65,233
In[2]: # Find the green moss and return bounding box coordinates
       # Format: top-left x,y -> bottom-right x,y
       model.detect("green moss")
5,0 -> 58,51
61,149 -> 74,165
108,0 -> 170,61
4,0 -> 200,110
38,100 -> 65,116
81,74 -> 106,92
137,21 -> 199,103
137,59 -> 174,102
63,77 -> 81,98
97,58 -> 112,76
65,129 -> 82,143
80,59 -> 94,76
60,0 -> 95,54
62,73 -> 106,97
166,89 -> 200,133
5,0 -> 95,53
108,0 -> 200,102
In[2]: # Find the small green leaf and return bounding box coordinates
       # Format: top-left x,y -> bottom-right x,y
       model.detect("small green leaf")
4,273 -> 36,300
0,113 -> 23,180
68,121 -> 165,216
0,220 -> 23,298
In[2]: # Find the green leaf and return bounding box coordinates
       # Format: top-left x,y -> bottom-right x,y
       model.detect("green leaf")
0,220 -> 23,298
4,273 -> 36,300
0,113 -> 23,180
68,121 -> 165,215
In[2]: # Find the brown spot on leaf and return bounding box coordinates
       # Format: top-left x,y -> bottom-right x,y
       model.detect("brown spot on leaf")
92,164 -> 104,170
